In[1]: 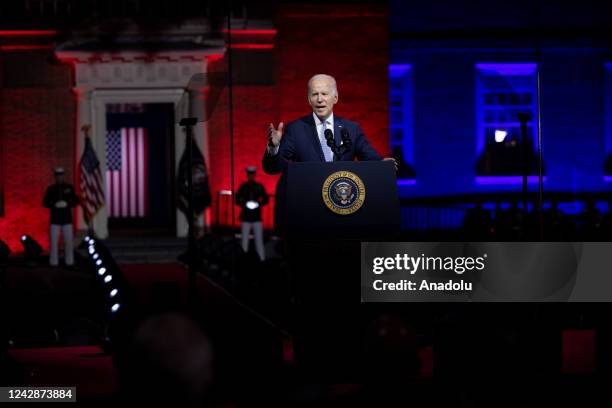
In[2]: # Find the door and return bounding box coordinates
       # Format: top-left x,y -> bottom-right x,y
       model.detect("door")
105,103 -> 175,234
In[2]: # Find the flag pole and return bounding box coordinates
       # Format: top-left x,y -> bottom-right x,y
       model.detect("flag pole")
180,117 -> 198,309
80,124 -> 97,239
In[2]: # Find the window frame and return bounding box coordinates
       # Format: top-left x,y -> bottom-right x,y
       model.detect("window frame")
475,63 -> 540,183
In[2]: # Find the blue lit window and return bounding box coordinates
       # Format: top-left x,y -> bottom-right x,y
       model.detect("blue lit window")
475,63 -> 541,182
389,64 -> 415,182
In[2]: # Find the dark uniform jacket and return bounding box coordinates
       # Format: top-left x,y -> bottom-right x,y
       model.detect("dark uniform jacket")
43,183 -> 80,225
235,181 -> 269,222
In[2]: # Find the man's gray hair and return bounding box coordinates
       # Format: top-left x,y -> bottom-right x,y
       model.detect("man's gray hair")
307,74 -> 338,96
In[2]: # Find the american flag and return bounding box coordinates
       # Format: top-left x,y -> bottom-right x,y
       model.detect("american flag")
79,136 -> 105,223
105,128 -> 149,218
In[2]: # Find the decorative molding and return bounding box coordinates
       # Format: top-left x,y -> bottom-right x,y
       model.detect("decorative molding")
57,49 -> 223,90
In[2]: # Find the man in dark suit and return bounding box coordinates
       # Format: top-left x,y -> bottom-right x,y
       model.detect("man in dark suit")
261,75 -> 395,381
263,74 -> 394,174
262,74 -> 395,230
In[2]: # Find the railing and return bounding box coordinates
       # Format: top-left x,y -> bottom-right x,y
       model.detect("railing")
399,191 -> 612,234
401,205 -> 467,230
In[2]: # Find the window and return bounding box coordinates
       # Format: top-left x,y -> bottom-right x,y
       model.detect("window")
475,63 -> 541,182
389,64 -> 415,182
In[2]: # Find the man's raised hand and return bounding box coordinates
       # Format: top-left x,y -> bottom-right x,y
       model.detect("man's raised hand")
267,122 -> 284,147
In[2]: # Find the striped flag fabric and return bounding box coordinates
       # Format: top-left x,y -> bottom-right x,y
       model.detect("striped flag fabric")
79,136 -> 105,223
105,127 -> 149,218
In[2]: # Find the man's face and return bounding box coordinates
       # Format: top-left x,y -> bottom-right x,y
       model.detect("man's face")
308,78 -> 338,120
55,174 -> 64,184
247,173 -> 255,182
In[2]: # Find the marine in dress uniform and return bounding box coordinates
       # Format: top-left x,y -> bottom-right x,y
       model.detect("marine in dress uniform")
235,166 -> 269,261
43,167 -> 79,266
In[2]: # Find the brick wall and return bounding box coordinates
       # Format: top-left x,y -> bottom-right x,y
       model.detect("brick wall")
208,3 -> 390,227
0,4 -> 390,247
0,50 -> 75,252
275,4 -> 389,158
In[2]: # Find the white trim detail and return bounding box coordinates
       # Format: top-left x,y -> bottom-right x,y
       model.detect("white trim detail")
57,49 -> 223,238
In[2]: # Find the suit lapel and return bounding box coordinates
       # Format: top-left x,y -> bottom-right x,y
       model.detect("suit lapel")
306,114 -> 325,162
335,117 -> 348,160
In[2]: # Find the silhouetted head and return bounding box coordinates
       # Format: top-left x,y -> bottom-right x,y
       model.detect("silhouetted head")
54,167 -> 65,184
116,313 -> 214,406
363,314 -> 420,380
246,166 -> 257,182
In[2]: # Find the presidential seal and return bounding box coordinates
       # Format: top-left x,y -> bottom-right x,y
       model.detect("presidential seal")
322,171 -> 365,215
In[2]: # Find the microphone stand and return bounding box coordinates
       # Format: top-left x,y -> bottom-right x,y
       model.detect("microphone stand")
518,112 -> 530,238
534,0 -> 545,240
326,131 -> 352,161
325,132 -> 341,161
180,117 -> 198,309
328,141 -> 348,162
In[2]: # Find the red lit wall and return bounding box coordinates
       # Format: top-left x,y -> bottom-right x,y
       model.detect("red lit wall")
0,4 -> 389,245
208,3 -> 389,227
0,51 -> 75,252
275,4 -> 389,158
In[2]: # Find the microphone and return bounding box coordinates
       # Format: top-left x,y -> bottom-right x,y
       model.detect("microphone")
340,127 -> 352,149
324,128 -> 335,148
324,128 -> 339,161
